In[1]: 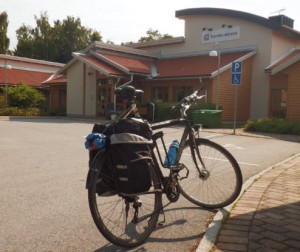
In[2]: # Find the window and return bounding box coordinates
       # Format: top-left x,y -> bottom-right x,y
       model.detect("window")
152,87 -> 168,102
173,86 -> 193,102
271,89 -> 287,119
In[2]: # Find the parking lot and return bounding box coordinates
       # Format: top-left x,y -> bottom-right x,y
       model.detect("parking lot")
1,117 -> 300,252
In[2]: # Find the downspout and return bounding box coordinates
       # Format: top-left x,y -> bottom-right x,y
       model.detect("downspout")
113,77 -> 121,112
199,77 -> 208,103
113,75 -> 133,112
118,74 -> 133,89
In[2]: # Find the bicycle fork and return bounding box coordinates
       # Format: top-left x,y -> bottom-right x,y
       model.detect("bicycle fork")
189,128 -> 210,180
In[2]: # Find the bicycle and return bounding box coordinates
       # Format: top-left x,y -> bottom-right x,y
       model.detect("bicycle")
86,85 -> 243,248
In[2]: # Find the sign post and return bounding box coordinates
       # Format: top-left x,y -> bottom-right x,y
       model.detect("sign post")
231,62 -> 242,134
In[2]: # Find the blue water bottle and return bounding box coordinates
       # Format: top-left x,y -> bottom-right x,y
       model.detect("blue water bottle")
164,140 -> 179,167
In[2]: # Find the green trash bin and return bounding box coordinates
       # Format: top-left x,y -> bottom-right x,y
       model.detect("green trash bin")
192,109 -> 222,128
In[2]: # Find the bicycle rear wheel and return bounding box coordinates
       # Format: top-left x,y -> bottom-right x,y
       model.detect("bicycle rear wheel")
88,155 -> 162,248
179,138 -> 242,209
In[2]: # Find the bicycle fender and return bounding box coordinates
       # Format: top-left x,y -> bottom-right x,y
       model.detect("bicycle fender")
85,149 -> 106,190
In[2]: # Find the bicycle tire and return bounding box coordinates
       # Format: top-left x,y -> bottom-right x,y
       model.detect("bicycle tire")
88,154 -> 162,248
179,138 -> 242,209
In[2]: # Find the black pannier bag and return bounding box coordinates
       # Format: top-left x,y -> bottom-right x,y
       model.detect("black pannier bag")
110,132 -> 153,195
90,118 -> 152,164
111,118 -> 152,140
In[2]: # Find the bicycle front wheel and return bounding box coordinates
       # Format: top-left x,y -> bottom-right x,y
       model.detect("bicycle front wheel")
179,138 -> 242,209
88,155 -> 162,248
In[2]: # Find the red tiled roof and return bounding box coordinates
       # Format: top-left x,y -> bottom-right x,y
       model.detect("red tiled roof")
266,49 -> 300,73
78,54 -> 124,76
66,50 -> 254,79
156,51 -> 250,78
0,68 -> 52,87
99,53 -> 152,74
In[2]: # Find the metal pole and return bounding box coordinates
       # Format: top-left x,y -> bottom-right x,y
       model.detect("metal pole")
233,85 -> 238,134
216,51 -> 220,110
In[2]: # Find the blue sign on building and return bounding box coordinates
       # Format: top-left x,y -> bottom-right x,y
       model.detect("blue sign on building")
232,74 -> 241,84
231,62 -> 242,85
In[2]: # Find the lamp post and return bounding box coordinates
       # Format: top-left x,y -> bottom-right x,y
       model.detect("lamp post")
4,61 -> 12,106
209,43 -> 221,110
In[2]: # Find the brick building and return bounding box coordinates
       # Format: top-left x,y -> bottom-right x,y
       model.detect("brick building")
54,8 -> 300,121
0,54 -> 65,111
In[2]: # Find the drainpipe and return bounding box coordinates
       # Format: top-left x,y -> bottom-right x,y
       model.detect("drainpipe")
199,77 -> 208,103
118,74 -> 133,89
112,75 -> 133,113
113,77 -> 121,112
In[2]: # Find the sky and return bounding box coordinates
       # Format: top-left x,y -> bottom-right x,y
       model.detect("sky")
2,0 -> 300,50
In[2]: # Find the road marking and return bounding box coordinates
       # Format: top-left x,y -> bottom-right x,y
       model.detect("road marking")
238,161 -> 260,167
204,134 -> 224,139
223,143 -> 246,150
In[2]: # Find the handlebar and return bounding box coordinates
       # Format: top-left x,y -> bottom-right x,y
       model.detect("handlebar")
172,90 -> 206,118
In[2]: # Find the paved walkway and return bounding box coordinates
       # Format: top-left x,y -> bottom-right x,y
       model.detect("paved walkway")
197,152 -> 300,252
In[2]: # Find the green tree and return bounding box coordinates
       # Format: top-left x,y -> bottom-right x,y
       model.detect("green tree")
15,12 -> 102,63
6,82 -> 45,108
138,28 -> 173,43
53,16 -> 101,63
15,24 -> 35,58
0,12 -> 10,54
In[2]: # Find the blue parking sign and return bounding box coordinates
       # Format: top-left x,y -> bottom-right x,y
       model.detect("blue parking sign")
232,74 -> 241,84
232,62 -> 242,73
232,62 -> 242,85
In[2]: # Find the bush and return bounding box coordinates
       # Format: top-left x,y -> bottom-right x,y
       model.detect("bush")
244,118 -> 300,135
0,95 -> 5,108
4,82 -> 46,108
0,107 -> 43,116
154,102 -> 218,122
154,102 -> 180,122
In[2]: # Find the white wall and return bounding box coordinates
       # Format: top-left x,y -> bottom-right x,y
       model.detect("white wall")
67,61 -> 84,116
85,68 -> 96,116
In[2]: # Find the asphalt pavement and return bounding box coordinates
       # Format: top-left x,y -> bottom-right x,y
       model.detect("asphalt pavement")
1,117 -> 300,252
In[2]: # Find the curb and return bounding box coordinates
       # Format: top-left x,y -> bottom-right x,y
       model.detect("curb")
196,151 -> 300,252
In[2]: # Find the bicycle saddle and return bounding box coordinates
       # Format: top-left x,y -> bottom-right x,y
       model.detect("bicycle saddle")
114,85 -> 144,101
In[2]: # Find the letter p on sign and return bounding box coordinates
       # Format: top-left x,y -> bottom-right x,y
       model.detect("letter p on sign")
232,62 -> 242,73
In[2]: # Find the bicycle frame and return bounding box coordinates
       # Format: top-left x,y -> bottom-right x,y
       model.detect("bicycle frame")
114,101 -> 204,186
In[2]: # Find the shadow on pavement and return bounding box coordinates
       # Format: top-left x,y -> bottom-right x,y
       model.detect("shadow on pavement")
92,206 -> 213,252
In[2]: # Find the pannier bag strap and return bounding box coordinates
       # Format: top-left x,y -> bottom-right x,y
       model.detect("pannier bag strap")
110,133 -> 152,145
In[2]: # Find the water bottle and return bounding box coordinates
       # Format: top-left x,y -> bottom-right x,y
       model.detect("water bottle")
164,140 -> 179,167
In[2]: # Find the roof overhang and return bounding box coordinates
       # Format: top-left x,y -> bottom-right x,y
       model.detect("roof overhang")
265,49 -> 300,75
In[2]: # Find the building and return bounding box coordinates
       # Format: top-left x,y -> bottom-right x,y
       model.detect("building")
0,54 -> 65,111
57,8 -> 300,121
